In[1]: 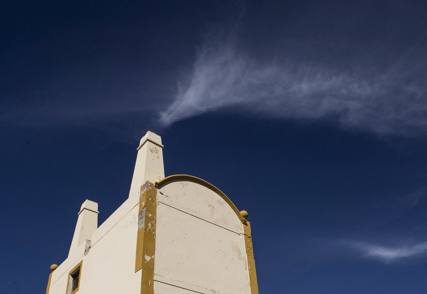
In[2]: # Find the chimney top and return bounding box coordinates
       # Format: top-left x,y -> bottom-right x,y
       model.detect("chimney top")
138,131 -> 163,150
79,199 -> 99,214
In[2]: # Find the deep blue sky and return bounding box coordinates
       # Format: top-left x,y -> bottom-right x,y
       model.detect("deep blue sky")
2,1 -> 427,293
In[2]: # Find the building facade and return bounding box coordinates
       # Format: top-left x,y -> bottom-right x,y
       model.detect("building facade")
46,131 -> 258,294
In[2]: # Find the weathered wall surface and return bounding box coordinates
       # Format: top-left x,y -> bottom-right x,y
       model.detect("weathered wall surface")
48,198 -> 141,294
80,199 -> 141,293
47,179 -> 254,294
154,180 -> 251,294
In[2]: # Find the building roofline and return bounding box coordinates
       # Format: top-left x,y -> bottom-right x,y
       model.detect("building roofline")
155,174 -> 246,223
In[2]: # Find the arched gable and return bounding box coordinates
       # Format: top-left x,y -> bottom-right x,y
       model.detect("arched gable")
153,174 -> 252,294
156,174 -> 245,222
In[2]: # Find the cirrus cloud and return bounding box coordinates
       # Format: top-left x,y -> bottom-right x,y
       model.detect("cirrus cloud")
160,40 -> 427,135
348,240 -> 427,263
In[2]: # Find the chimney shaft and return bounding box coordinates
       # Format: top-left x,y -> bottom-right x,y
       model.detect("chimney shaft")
69,199 -> 98,257
128,131 -> 165,199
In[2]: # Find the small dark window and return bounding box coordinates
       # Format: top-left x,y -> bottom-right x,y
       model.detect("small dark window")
67,263 -> 81,294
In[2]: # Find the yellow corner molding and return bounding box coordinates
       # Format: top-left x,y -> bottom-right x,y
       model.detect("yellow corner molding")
135,182 -> 157,294
244,221 -> 259,294
45,264 -> 58,294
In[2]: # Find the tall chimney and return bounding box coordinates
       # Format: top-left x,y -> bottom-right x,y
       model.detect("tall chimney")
69,199 -> 98,257
128,131 -> 164,199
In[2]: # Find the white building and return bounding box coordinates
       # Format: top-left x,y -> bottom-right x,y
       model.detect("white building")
46,131 -> 258,294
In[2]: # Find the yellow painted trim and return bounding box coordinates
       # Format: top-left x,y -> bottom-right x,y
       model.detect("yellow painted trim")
135,182 -> 157,294
46,264 -> 58,294
135,183 -> 148,271
244,221 -> 259,294
46,273 -> 52,294
155,174 -> 245,223
46,272 -> 53,294
65,261 -> 83,294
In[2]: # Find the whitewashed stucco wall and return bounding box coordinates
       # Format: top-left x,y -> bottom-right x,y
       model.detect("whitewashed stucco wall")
154,181 -> 251,294
48,198 -> 141,294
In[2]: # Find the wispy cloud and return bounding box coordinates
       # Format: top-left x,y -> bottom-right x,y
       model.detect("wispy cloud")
348,241 -> 427,263
160,39 -> 427,135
